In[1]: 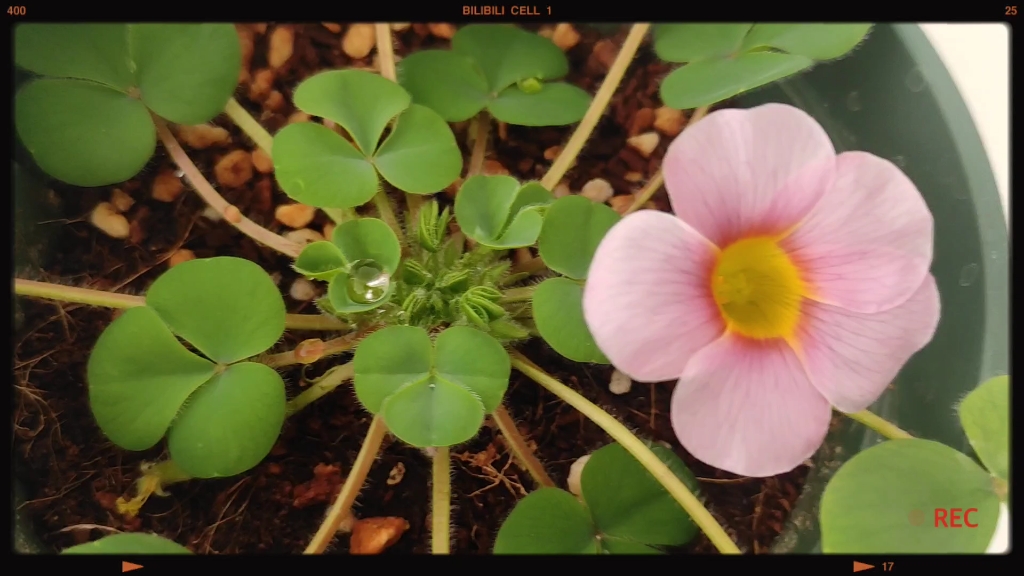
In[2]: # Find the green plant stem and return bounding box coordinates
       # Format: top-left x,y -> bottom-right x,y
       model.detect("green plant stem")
468,111 -> 491,177
305,415 -> 388,554
622,106 -> 709,216
286,363 -> 355,417
431,446 -> 451,554
263,334 -> 361,369
153,115 -> 302,258
845,410 -> 913,440
373,22 -> 422,223
323,207 -> 357,224
223,97 -> 273,155
508,349 -> 742,554
491,406 -> 555,488
15,278 -> 349,331
500,285 -> 536,303
372,190 -> 404,242
541,23 -> 651,191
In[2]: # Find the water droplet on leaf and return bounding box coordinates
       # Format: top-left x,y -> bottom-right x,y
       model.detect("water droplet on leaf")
846,91 -> 861,111
346,259 -> 390,304
517,77 -> 543,94
905,68 -> 926,92
958,263 -> 979,287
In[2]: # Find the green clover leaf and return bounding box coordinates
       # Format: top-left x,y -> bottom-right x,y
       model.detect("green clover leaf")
653,24 -> 872,109
397,24 -> 591,126
532,278 -> 608,364
453,175 -> 554,249
272,70 -> 462,208
957,375 -> 1009,481
87,257 -> 287,479
820,438 -> 1001,553
495,442 -> 700,553
62,533 -> 192,554
353,325 -> 510,447
14,23 -> 240,187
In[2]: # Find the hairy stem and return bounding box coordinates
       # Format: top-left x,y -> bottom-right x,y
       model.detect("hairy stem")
15,278 -> 349,331
305,415 -> 388,554
541,24 -> 651,190
500,285 -> 536,303
491,406 -> 555,488
431,446 -> 451,554
285,363 -> 355,417
509,350 -> 741,554
223,97 -> 273,155
372,190 -> 404,242
153,116 -> 301,258
263,333 -> 362,369
845,410 -> 913,440
468,111 -> 491,177
623,106 -> 709,215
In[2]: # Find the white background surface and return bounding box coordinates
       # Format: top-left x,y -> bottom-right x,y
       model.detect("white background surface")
919,23 -> 1010,553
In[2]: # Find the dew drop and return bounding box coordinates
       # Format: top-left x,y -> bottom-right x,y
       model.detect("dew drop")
891,155 -> 907,168
346,259 -> 390,304
959,263 -> 979,286
846,91 -> 862,111
905,68 -> 927,93
991,250 -> 999,260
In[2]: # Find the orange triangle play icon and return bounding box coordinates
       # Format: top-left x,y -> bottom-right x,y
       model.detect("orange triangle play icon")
853,561 -> 874,573
122,561 -> 143,573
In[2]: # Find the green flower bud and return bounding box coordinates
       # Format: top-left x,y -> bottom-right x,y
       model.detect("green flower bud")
488,318 -> 530,340
401,259 -> 432,286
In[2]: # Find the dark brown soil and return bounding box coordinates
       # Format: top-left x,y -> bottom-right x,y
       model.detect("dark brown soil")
12,23 -> 808,555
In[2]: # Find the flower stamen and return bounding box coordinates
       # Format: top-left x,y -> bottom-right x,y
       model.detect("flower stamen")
710,236 -> 807,340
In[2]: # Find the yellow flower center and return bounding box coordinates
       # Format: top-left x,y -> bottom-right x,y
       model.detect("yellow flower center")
710,236 -> 807,341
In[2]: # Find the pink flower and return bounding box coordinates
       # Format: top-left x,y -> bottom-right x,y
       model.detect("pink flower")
582,104 -> 941,477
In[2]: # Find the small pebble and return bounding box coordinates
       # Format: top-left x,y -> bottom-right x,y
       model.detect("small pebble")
251,148 -> 274,173
168,249 -> 196,267
653,106 -> 686,137
553,182 -> 571,198
289,278 -> 318,301
350,517 -> 410,555
249,68 -> 275,101
90,202 -> 131,239
428,23 -> 456,39
214,150 -> 254,188
590,39 -> 618,72
342,24 -> 375,59
267,25 -> 294,69
110,188 -> 134,212
609,195 -> 634,215
201,206 -> 223,221
284,228 -> 324,245
609,369 -> 632,395
323,222 -> 336,239
386,462 -> 406,486
543,145 -> 562,161
275,203 -> 317,229
627,131 -> 660,158
630,107 -> 655,136
580,178 -> 614,203
152,170 -> 184,202
321,22 -> 342,33
175,124 -> 231,149
537,25 -> 554,39
337,513 -> 356,534
551,23 -> 580,51
624,171 -> 644,183
264,90 -> 285,112
567,454 -> 591,496
483,159 -> 509,176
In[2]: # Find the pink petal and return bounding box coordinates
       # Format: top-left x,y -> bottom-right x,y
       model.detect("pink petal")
582,210 -> 725,383
663,103 -> 836,248
782,151 -> 934,313
797,273 -> 941,414
670,336 -> 832,477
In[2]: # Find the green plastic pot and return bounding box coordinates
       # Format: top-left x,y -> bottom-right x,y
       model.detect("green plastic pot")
12,23 -> 1007,554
